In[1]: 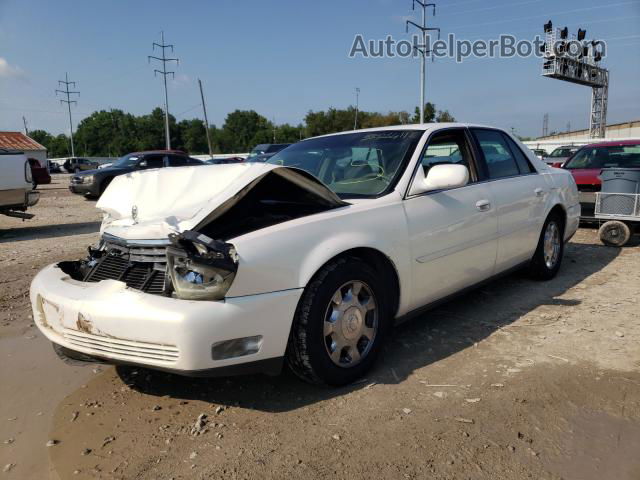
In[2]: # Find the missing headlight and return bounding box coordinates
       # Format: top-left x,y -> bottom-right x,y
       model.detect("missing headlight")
167,230 -> 239,301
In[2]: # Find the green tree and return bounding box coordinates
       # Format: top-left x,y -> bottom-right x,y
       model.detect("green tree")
219,110 -> 270,152
74,109 -> 139,156
177,119 -> 208,154
135,108 -> 179,151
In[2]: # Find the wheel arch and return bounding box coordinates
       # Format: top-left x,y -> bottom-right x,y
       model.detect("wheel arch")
547,203 -> 567,233
302,246 -> 402,319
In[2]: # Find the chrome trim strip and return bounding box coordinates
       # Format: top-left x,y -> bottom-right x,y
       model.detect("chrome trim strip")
102,232 -> 172,247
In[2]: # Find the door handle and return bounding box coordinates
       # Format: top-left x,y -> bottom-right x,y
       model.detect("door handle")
476,199 -> 491,212
534,187 -> 545,197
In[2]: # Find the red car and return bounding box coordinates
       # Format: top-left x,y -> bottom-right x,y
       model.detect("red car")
562,140 -> 640,219
28,158 -> 51,188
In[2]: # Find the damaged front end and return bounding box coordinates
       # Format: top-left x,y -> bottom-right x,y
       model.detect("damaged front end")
166,231 -> 238,301
58,231 -> 238,301
58,164 -> 347,301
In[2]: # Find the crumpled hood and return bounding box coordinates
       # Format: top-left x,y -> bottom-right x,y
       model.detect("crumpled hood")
96,163 -> 346,240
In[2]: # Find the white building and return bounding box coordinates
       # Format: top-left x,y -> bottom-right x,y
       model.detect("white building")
0,131 -> 47,164
524,120 -> 640,154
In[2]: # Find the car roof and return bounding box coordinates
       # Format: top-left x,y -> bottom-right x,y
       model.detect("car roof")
308,122 -> 499,140
128,150 -> 187,156
581,139 -> 640,148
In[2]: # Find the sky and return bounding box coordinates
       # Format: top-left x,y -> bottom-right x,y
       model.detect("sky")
0,0 -> 638,138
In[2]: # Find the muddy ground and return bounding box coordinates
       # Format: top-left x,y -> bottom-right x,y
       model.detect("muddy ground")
1,177 -> 639,479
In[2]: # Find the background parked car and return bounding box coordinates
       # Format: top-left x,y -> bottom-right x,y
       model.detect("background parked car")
246,143 -> 291,162
64,157 -> 100,173
0,149 -> 39,219
69,150 -> 204,198
206,156 -> 245,165
27,158 -> 51,188
531,148 -> 547,160
562,140 -> 640,220
543,146 -> 579,167
48,161 -> 63,174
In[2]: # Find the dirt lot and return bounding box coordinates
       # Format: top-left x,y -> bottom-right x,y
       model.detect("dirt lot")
1,177 -> 639,480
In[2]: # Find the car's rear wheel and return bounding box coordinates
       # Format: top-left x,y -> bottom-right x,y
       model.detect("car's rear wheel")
598,220 -> 631,247
528,212 -> 564,280
287,257 -> 391,386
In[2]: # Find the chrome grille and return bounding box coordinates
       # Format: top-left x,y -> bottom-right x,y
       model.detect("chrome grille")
84,238 -> 168,295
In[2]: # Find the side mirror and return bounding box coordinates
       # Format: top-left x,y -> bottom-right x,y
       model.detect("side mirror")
138,160 -> 148,168
409,164 -> 469,195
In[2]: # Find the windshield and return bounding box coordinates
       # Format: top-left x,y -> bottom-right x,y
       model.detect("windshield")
564,145 -> 640,169
113,154 -> 140,167
248,144 -> 269,158
549,147 -> 575,158
267,130 -> 423,198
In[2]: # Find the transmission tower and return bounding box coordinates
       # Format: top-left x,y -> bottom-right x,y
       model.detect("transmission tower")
406,0 -> 439,124
542,113 -> 549,137
55,73 -> 79,157
148,31 -> 179,150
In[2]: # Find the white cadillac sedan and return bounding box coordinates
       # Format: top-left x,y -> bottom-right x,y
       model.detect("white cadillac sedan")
31,124 -> 580,385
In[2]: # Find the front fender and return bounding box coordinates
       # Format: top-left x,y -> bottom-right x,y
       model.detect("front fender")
225,200 -> 412,314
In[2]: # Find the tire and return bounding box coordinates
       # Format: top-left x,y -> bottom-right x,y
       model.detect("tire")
287,257 -> 392,386
528,212 -> 564,280
598,221 -> 631,247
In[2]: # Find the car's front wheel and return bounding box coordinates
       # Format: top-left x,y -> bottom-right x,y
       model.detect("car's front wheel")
287,257 -> 391,386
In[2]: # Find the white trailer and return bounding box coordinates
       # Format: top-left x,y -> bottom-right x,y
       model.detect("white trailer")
0,150 -> 40,219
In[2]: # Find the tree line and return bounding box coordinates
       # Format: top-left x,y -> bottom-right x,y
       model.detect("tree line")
30,103 -> 455,158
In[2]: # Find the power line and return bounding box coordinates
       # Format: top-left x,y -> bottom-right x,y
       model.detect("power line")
448,1 -> 636,30
406,0 -> 439,124
148,31 -> 179,150
55,72 -> 80,157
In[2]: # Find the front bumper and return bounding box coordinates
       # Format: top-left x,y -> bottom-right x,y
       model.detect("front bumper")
69,182 -> 97,196
30,264 -> 302,376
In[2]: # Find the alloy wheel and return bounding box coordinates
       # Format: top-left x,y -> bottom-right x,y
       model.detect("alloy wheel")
323,280 -> 378,368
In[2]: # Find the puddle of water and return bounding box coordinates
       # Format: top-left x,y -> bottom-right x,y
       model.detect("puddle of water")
0,333 -> 95,478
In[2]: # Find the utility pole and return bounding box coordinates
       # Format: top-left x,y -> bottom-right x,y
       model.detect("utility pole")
198,79 -> 214,158
542,113 -> 549,137
22,116 -> 29,136
272,117 -> 276,143
353,87 -> 360,129
406,1 -> 438,124
148,31 -> 178,150
55,72 -> 79,157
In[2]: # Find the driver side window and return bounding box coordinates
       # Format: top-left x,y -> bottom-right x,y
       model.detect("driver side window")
421,130 -> 474,181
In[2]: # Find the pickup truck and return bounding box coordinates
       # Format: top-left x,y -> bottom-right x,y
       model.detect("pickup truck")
0,150 -> 40,219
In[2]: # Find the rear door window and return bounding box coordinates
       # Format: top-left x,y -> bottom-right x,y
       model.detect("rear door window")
167,155 -> 190,167
471,129 -> 520,179
142,155 -> 165,169
503,134 -> 535,173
